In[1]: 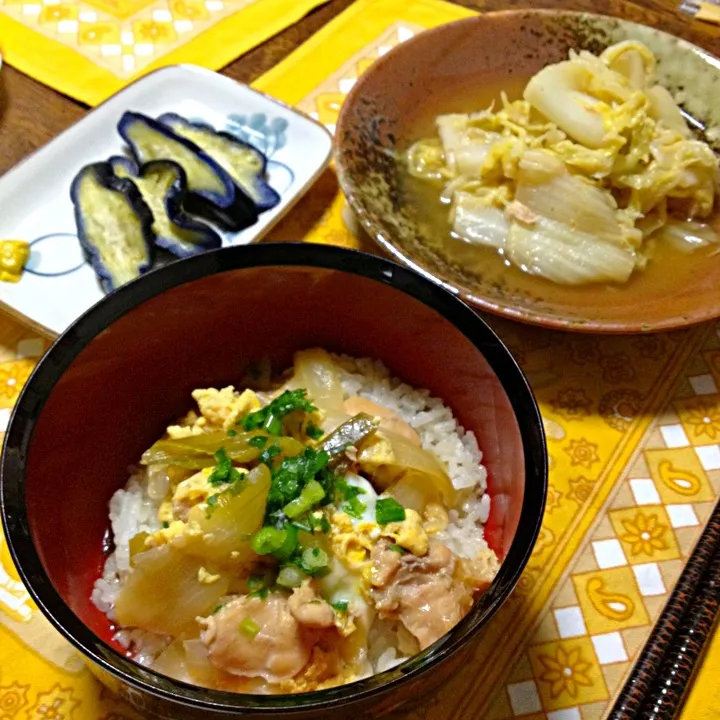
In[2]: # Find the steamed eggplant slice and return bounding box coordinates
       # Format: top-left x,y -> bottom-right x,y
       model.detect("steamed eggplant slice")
118,111 -> 258,231
109,156 -> 221,258
70,162 -> 154,292
157,113 -> 281,211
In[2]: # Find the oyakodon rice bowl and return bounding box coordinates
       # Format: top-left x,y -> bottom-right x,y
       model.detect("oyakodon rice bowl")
92,348 -> 498,694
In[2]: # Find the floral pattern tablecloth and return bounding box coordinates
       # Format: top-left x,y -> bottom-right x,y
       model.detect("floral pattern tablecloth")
0,0 -> 328,105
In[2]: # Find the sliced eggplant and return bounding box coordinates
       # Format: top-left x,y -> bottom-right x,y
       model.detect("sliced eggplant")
118,112 -> 258,231
70,162 -> 154,292
157,113 -> 281,211
109,156 -> 222,258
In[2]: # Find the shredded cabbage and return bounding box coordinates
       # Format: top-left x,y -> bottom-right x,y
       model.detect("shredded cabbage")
406,40 -> 719,285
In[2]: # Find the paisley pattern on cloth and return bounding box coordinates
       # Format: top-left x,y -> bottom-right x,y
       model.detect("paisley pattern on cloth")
1,0 -> 720,718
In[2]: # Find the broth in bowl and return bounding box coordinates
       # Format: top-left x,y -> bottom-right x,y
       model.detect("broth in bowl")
398,40 -> 720,315
335,11 -> 720,331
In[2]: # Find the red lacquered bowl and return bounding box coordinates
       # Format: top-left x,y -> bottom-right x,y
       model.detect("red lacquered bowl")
1,243 -> 546,719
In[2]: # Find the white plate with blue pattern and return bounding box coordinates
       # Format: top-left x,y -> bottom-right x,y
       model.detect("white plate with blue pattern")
0,65 -> 333,336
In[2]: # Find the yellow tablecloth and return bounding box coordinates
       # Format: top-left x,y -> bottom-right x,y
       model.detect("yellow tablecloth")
1,0 -> 720,717
0,0 -> 329,105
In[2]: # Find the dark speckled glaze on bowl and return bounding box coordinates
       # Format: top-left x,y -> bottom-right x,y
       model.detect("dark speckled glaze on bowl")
0,244 -> 546,719
335,10 -> 720,334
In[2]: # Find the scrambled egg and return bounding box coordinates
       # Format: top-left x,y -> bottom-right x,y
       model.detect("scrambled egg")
145,520 -> 186,549
278,646 -> 352,694
385,509 -> 429,556
158,467 -> 216,523
331,512 -> 376,573
167,411 -> 207,439
192,387 -> 261,431
173,468 -> 216,507
166,388 -> 261,437
423,502 -> 449,535
198,566 -> 221,584
154,466 -> 248,545
330,507 -> 430,582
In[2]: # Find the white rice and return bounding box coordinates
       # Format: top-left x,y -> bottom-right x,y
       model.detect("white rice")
91,473 -> 160,617
334,354 -> 490,560
92,354 -> 492,673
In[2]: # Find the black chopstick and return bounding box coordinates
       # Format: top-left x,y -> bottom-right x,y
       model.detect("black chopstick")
607,498 -> 720,719
638,548 -> 720,720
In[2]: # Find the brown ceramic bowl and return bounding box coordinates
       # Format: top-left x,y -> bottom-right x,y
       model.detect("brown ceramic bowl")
1,244 -> 547,719
335,10 -> 720,333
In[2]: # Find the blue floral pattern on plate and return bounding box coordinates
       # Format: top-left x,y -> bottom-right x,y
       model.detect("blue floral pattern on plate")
25,113 -> 295,278
224,113 -> 288,157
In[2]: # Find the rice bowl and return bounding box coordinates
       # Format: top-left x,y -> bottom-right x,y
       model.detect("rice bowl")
1,243 -> 546,719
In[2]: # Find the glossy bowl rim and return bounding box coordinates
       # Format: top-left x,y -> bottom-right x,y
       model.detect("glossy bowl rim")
0,242 -> 547,713
333,8 -> 720,335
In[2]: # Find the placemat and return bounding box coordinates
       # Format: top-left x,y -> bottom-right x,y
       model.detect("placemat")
1,0 -> 719,718
0,0 -> 328,105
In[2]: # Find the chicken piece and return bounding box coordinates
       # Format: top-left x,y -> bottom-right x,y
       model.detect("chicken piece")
199,594 -> 314,682
192,387 -> 261,431
371,540 -> 403,587
288,582 -> 336,629
370,541 -> 473,650
344,396 -> 421,446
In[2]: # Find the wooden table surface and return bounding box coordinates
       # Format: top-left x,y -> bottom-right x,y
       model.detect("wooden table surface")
1,0 -> 720,716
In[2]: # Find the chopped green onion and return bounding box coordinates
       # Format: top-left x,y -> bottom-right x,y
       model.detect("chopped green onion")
335,477 -> 365,502
211,604 -> 224,614
248,436 -> 268,448
308,514 -> 331,534
265,447 -> 330,517
239,617 -> 260,639
283,479 -> 326,519
208,448 -> 243,487
162,521 -> 169,529
376,497 -> 406,525
251,527 -> 284,555
306,422 -> 324,440
264,414 -> 282,436
259,442 -> 282,466
389,543 -> 406,554
227,429 -> 237,437
275,524 -> 299,561
204,493 -> 220,517
300,546 -> 329,574
343,496 -> 367,519
331,600 -> 349,612
239,389 -> 317,431
251,525 -> 298,561
247,572 -> 274,599
277,565 -> 307,588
